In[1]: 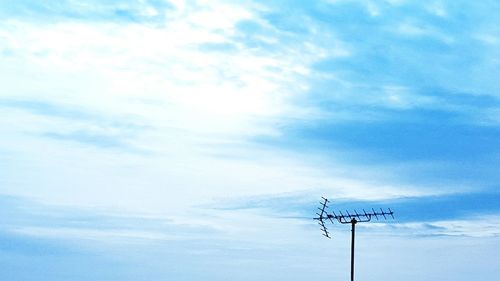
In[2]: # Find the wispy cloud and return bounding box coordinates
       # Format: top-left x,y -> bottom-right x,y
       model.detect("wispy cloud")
1,1 -> 500,280
213,191 -> 500,235
1,0 -> 498,221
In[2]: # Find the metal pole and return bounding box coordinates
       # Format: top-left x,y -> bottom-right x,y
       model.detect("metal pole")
351,218 -> 357,281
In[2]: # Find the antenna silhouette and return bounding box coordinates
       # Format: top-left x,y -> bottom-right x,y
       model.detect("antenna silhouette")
313,197 -> 395,281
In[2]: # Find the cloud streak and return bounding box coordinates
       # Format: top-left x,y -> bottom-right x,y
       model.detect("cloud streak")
1,0 -> 500,280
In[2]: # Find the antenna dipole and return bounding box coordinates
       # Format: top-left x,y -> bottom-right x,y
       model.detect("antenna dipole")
313,197 -> 394,281
313,197 -> 331,238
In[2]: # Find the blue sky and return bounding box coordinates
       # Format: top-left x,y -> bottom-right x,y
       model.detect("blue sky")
1,0 -> 500,280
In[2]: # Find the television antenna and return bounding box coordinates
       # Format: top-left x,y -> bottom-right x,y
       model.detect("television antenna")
314,197 -> 394,281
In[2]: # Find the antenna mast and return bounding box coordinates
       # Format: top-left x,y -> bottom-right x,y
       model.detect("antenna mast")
313,197 -> 394,281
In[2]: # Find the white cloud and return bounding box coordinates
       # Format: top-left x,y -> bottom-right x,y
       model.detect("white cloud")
0,0 -> 479,218
2,2 -> 500,281
0,5 -> 320,136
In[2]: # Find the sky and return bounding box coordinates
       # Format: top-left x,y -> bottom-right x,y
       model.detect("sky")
1,0 -> 500,280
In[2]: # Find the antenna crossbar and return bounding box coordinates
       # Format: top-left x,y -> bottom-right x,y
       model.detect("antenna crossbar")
324,208 -> 394,224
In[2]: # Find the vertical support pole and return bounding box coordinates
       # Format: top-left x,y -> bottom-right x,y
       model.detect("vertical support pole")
351,218 -> 357,281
